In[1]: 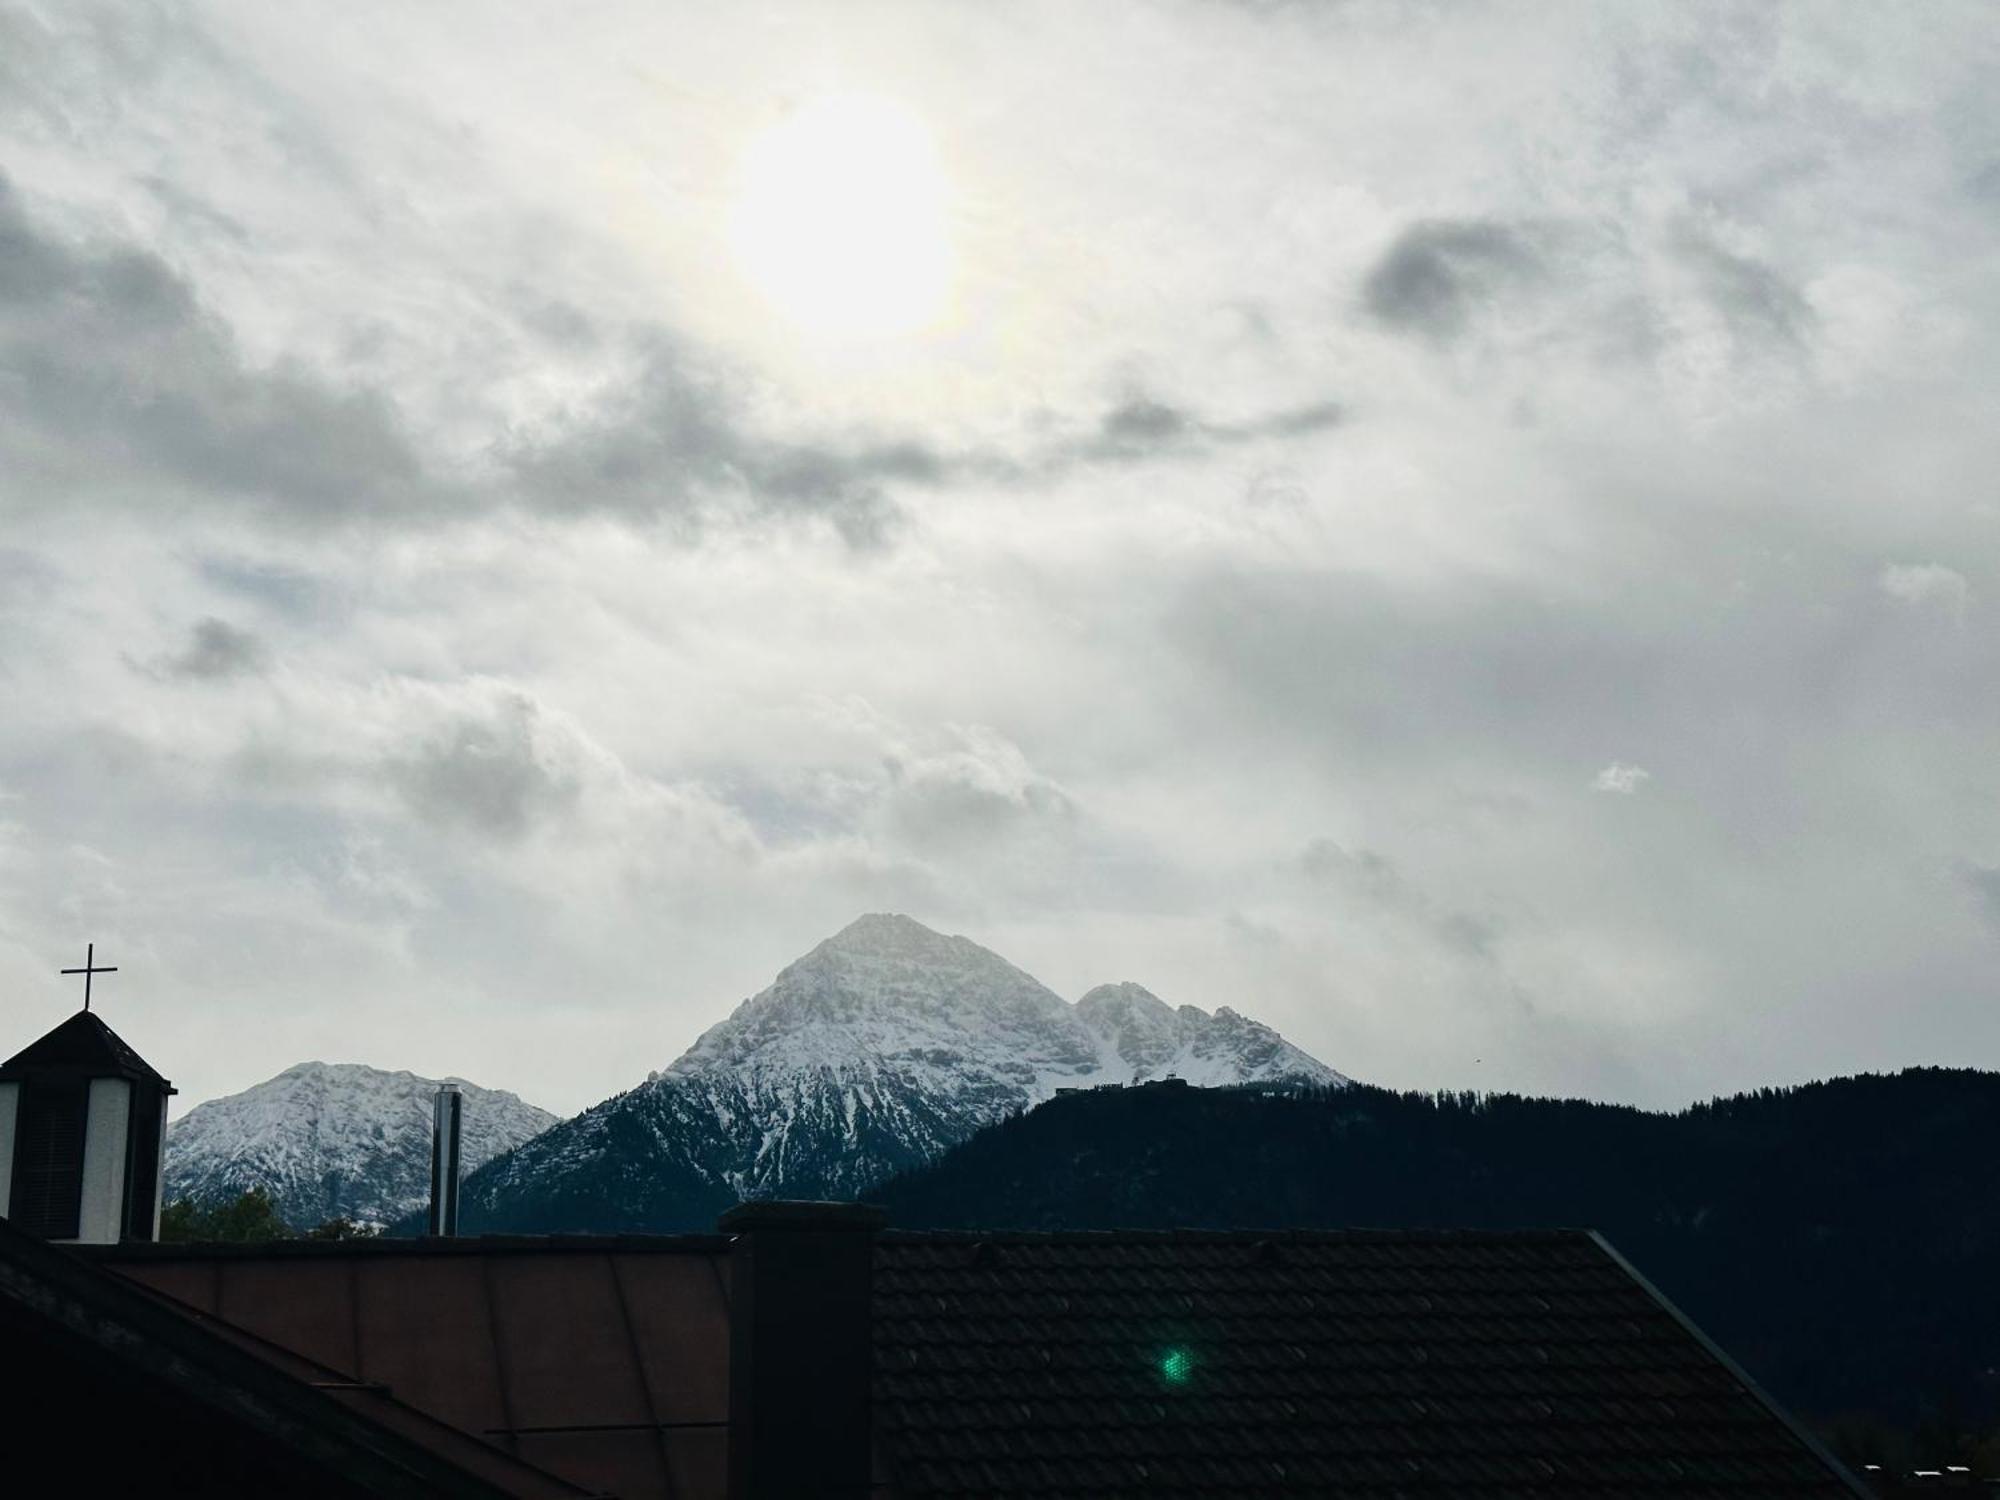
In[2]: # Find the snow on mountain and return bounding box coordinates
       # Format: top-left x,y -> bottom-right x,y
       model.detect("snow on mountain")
459,914 -> 1346,1233
668,912 -> 1108,1103
165,1062 -> 558,1230
1074,981 -> 1344,1088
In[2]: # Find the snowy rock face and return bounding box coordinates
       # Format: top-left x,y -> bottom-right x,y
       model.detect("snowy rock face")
1073,981 -> 1340,1087
460,914 -> 1346,1233
165,1062 -> 558,1230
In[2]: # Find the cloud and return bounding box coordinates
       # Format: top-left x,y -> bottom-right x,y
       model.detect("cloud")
1100,395 -> 1189,447
0,183 -> 915,547
197,557 -> 339,622
877,722 -> 1079,856
1675,231 -> 1812,347
159,618 -> 269,681
1591,762 -> 1652,795
1300,839 -> 1499,959
512,348 -> 1342,539
1354,208 -> 1830,408
0,178 -> 934,546
2,164 -> 1340,552
1880,562 -> 1971,618
0,174 -> 425,524
1965,864 -> 2000,935
1087,392 -> 1342,459
388,691 -> 586,840
1362,219 -> 1546,340
501,331 -> 936,546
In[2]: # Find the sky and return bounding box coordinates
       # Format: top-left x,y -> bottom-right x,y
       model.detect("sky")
2,1 -> 1997,1118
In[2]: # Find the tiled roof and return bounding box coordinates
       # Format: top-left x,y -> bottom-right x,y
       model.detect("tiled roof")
98,1226 -> 1866,1499
870,1228 -> 1867,1498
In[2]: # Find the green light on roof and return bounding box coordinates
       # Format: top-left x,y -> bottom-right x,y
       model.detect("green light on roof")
1160,1347 -> 1195,1385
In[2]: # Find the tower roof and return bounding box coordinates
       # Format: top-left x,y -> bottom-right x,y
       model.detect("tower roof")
0,1009 -> 172,1089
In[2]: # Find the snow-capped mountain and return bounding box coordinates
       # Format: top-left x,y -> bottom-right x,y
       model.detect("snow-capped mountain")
459,913 -> 1345,1233
165,1062 -> 558,1230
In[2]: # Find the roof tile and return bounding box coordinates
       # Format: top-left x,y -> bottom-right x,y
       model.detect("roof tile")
870,1228 -> 1862,1498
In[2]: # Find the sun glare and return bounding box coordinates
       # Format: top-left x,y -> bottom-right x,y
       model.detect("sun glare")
730,94 -> 953,339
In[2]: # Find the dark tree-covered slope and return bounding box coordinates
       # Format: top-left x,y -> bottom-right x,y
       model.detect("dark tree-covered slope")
873,1069 -> 2000,1431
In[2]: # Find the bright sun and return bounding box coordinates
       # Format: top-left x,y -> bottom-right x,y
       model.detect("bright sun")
730,95 -> 953,339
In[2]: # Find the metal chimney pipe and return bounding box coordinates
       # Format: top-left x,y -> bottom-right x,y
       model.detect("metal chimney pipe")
428,1084 -> 462,1237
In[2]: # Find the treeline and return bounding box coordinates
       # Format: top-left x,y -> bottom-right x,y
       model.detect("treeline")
159,1188 -> 381,1243
874,1068 -> 2000,1465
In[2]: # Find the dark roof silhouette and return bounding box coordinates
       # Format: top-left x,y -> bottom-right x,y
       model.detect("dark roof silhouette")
871,1228 -> 1865,1497
92,1224 -> 1868,1499
100,1234 -> 736,1498
0,1008 -> 172,1086
0,1212 -> 587,1499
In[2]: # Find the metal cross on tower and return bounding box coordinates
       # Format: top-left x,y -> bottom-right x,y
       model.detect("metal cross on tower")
61,941 -> 118,1012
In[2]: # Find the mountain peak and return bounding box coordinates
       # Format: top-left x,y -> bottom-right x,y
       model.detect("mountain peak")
669,916 -> 1346,1107
457,915 -> 1351,1232
166,1062 -> 557,1229
817,912 -> 974,961
1076,980 -> 1173,1018
671,912 -> 1091,1086
829,910 -> 936,941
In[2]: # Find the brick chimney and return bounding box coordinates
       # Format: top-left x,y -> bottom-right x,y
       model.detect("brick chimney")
719,1199 -> 885,1500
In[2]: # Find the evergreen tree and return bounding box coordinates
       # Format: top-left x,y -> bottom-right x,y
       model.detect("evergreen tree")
158,1187 -> 293,1243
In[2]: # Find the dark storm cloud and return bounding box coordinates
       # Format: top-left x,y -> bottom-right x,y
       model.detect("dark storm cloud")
160,617 -> 269,680
1363,219 -> 1545,339
0,174 -> 424,521
390,694 -> 582,840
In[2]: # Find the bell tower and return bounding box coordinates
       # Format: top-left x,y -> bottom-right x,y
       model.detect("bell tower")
0,948 -> 175,1244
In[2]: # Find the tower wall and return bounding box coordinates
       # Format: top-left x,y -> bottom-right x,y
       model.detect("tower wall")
74,1077 -> 132,1244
